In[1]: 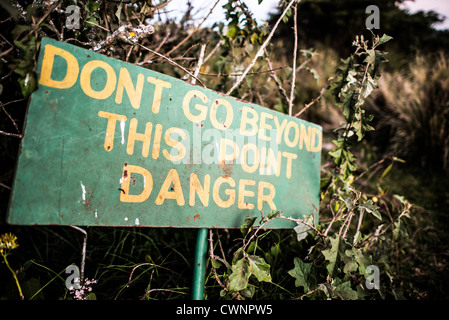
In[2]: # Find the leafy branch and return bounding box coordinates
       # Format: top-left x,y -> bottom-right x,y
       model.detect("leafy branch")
328,33 -> 393,181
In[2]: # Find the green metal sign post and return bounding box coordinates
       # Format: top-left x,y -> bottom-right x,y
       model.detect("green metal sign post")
192,228 -> 209,300
7,38 -> 322,299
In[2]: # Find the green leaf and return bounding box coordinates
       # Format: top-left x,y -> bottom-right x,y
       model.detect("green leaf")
358,200 -> 381,220
288,257 -> 314,291
240,216 -> 257,235
342,249 -> 359,274
247,255 -> 272,283
334,281 -> 358,300
229,257 -> 251,292
393,194 -> 407,205
377,34 -> 393,47
87,0 -> 99,12
322,235 -> 342,276
18,72 -> 37,97
250,32 -> 259,44
240,286 -> 255,298
86,292 -> 97,300
11,25 -> 31,40
293,214 -> 314,241
393,219 -> 409,241
380,163 -> 393,180
226,24 -> 238,39
211,258 -> 222,269
328,147 -> 342,159
268,210 -> 281,219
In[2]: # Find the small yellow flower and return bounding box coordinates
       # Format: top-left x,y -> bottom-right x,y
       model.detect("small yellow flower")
0,233 -> 19,253
129,32 -> 135,37
347,175 -> 354,184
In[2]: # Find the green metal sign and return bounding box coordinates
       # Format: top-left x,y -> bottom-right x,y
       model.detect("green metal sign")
7,38 -> 322,229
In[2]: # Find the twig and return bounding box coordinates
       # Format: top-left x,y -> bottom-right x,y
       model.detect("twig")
200,65 -> 287,77
294,76 -> 337,117
142,29 -> 172,63
137,43 -> 206,88
289,3 -> 299,116
165,0 -> 221,57
265,51 -> 290,105
208,230 -> 226,290
127,263 -> 157,287
0,182 -> 11,190
22,0 -> 62,41
191,43 -> 206,85
353,209 -> 364,245
93,24 -> 155,52
0,130 -> 22,138
140,288 -> 186,300
70,226 -> 87,282
84,20 -> 110,32
354,157 -> 387,182
226,0 -> 298,95
1,103 -> 21,134
203,39 -> 225,64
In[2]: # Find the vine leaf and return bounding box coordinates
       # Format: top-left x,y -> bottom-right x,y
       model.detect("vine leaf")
358,200 -> 381,220
293,214 -> 314,241
377,34 -> 393,46
229,254 -> 272,293
229,257 -> 251,292
247,255 -> 272,283
322,235 -> 342,277
334,280 -> 358,300
288,257 -> 315,292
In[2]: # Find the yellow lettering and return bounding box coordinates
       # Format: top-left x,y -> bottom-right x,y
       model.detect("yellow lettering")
259,112 -> 273,141
265,148 -> 281,177
241,143 -> 259,174
240,106 -> 258,136
210,99 -> 233,130
274,117 -> 287,144
156,169 -> 185,206
127,118 -> 152,157
257,181 -> 276,211
120,164 -> 153,203
163,127 -> 187,162
299,124 -> 312,151
39,44 -> 79,89
146,76 -> 171,113
182,90 -> 208,122
238,179 -> 255,209
80,60 -> 116,99
115,68 -> 145,109
98,111 -> 127,151
284,121 -> 299,148
219,138 -> 239,164
213,176 -> 236,208
282,151 -> 297,179
189,173 -> 210,207
259,146 -> 267,175
310,127 -> 322,152
152,124 -> 163,159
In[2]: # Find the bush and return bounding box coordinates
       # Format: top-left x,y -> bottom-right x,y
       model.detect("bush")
367,52 -> 449,174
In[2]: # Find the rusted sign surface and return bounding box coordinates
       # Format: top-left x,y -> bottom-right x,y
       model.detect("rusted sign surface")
7,38 -> 322,228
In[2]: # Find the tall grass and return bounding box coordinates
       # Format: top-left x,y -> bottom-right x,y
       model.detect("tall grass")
367,52 -> 449,173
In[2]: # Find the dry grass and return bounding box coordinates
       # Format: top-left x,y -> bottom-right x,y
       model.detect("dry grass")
367,52 -> 449,173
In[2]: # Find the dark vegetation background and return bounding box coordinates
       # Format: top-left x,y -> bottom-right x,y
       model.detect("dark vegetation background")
0,0 -> 448,300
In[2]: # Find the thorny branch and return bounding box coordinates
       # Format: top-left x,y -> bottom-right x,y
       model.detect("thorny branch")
288,3 -> 299,116
226,0 -> 299,95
